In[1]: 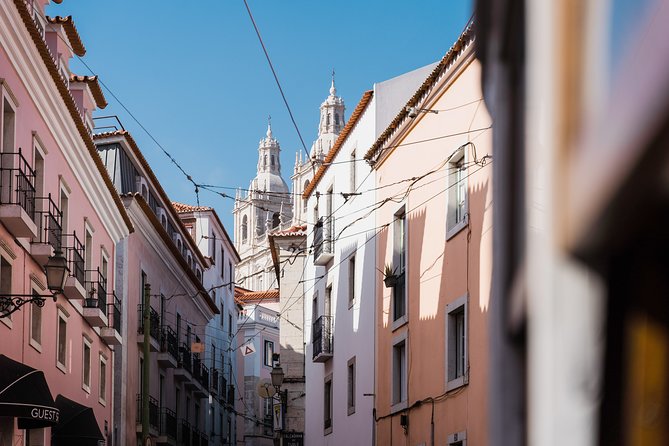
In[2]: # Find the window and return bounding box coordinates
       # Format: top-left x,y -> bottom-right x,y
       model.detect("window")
392,207 -> 407,326
242,215 -> 248,243
303,180 -> 310,212
263,340 -> 274,367
221,248 -> 225,278
211,231 -> 216,261
348,254 -> 355,309
447,147 -> 467,234
82,337 -> 91,391
324,374 -> 333,434
347,357 -> 356,415
263,397 -> 273,435
0,258 -> 10,325
59,186 -> 69,234
446,294 -> 468,390
392,336 -> 407,410
220,303 -> 225,327
326,186 -> 334,253
271,155 -> 275,167
30,291 -> 42,346
99,354 -> 107,405
448,431 -> 467,446
2,96 -> 16,154
57,310 -> 68,371
228,262 -> 233,291
228,314 -> 233,338
350,150 -> 356,191
84,228 -> 93,275
272,212 -> 280,229
312,292 -> 319,324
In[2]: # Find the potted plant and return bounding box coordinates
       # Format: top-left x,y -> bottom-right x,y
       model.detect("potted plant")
383,263 -> 398,288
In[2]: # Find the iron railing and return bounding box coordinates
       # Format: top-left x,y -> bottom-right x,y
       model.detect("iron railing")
135,394 -> 160,431
137,304 -> 160,341
0,149 -> 36,221
179,419 -> 191,446
62,232 -> 85,285
179,342 -> 192,374
33,194 -> 62,249
161,408 -> 177,440
221,376 -> 227,403
211,368 -> 219,393
161,325 -> 179,359
84,268 -> 107,310
200,363 -> 209,390
193,356 -> 202,382
312,315 -> 334,359
107,293 -> 122,333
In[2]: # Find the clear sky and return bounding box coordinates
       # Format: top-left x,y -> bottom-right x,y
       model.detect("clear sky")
47,1 -> 472,231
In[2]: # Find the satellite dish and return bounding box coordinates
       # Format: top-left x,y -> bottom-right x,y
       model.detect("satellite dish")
257,379 -> 276,399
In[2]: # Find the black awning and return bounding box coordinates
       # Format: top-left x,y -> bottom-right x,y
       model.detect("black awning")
51,394 -> 104,446
0,354 -> 59,429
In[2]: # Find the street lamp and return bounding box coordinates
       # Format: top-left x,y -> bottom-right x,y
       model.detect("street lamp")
271,364 -> 285,390
270,363 -> 286,446
0,249 -> 69,318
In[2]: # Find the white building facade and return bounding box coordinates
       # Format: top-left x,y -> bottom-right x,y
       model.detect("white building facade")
302,65 -> 437,445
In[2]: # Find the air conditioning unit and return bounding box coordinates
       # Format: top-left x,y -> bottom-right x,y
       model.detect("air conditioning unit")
136,175 -> 149,200
156,206 -> 168,229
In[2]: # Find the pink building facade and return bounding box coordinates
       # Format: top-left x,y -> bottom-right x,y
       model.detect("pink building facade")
0,1 -> 132,445
365,27 -> 493,446
94,130 -> 218,446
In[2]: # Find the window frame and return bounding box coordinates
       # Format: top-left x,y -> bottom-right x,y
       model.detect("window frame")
447,430 -> 467,446
391,205 -> 408,330
263,340 -> 274,367
446,146 -> 469,239
445,293 -> 469,391
391,332 -> 408,413
348,253 -> 356,309
29,288 -> 43,350
324,373 -> 333,435
99,353 -> 107,406
347,356 -> 356,415
56,307 -> 69,373
82,336 -> 92,393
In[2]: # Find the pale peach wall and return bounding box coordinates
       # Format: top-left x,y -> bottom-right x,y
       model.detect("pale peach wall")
375,55 -> 493,445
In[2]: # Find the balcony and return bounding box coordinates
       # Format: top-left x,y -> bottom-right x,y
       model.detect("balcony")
211,368 -> 219,397
101,293 -> 122,345
193,363 -> 209,398
83,268 -> 108,327
137,305 -> 160,352
157,325 -> 179,368
173,343 -> 193,383
135,394 -> 160,436
0,149 -> 37,238
30,194 -> 62,264
313,217 -> 334,265
312,315 -> 334,362
178,419 -> 191,446
62,232 -> 86,300
192,428 -> 208,446
189,356 -> 206,395
158,408 -> 177,445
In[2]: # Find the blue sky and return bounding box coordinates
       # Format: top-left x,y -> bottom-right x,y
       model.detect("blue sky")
48,1 -> 472,231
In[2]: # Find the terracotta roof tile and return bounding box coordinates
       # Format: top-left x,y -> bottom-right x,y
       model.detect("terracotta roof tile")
70,74 -> 107,109
303,90 -> 374,199
46,16 -> 86,56
171,202 -> 213,213
364,22 -> 475,163
234,287 -> 279,303
13,3 -> 133,233
269,224 -> 307,237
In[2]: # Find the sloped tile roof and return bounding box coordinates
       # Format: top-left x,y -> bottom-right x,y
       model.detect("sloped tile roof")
172,202 -> 213,213
234,286 -> 279,303
46,15 -> 86,56
269,224 -> 307,237
70,74 -> 107,108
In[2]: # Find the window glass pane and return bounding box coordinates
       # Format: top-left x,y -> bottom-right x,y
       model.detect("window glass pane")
57,317 -> 66,365
31,294 -> 41,344
83,342 -> 91,387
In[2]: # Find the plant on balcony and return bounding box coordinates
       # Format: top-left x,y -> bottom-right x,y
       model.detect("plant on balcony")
383,263 -> 399,288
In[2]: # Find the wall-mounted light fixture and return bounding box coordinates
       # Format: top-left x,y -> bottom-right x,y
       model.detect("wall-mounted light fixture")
406,106 -> 439,118
0,249 -> 69,318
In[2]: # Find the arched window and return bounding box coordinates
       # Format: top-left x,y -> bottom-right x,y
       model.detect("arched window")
271,155 -> 275,167
335,113 -> 340,125
264,154 -> 268,169
272,212 -> 280,229
326,113 -> 331,127
242,215 -> 248,243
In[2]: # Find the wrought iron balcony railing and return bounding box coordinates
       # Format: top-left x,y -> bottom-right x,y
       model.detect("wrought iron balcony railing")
193,356 -> 202,382
84,268 -> 107,310
179,342 -> 192,374
161,408 -> 177,440
107,293 -> 122,333
62,232 -> 85,285
135,394 -> 160,431
312,315 -> 334,361
179,419 -> 191,446
313,216 -> 334,264
33,194 -> 62,249
200,363 -> 209,390
0,149 -> 36,220
211,368 -> 219,393
137,304 -> 160,341
160,325 -> 179,360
